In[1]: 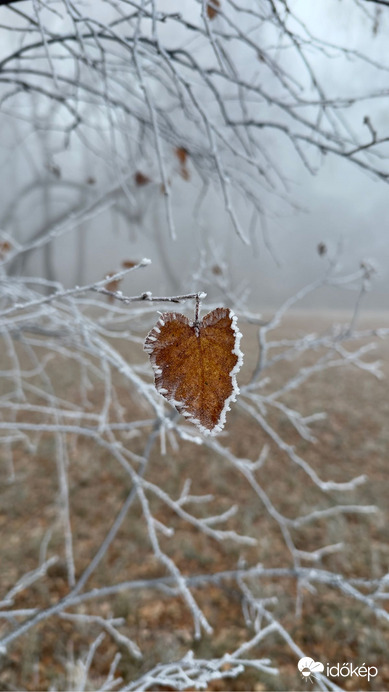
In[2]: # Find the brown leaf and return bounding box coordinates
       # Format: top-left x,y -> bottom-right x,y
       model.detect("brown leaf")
135,171 -> 151,186
0,240 -> 11,256
206,0 -> 220,20
175,147 -> 188,166
175,148 -> 190,180
105,272 -> 122,303
144,308 -> 243,434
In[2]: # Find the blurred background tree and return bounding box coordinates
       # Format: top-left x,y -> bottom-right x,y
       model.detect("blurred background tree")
1,0 -> 389,299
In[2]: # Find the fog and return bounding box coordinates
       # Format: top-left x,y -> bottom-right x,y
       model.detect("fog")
1,0 -> 389,312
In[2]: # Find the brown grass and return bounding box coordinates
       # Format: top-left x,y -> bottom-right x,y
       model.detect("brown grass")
0,311 -> 388,691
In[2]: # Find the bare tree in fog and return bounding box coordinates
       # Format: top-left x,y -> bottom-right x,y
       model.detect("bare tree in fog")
0,0 -> 389,274
1,1 -> 389,690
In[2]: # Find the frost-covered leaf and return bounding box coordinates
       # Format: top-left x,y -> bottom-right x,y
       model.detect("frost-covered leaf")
144,308 -> 243,435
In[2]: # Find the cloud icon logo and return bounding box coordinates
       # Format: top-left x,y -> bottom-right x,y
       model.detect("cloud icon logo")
298,657 -> 324,679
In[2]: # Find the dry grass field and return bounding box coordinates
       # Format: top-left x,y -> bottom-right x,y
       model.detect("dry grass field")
0,310 -> 389,691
